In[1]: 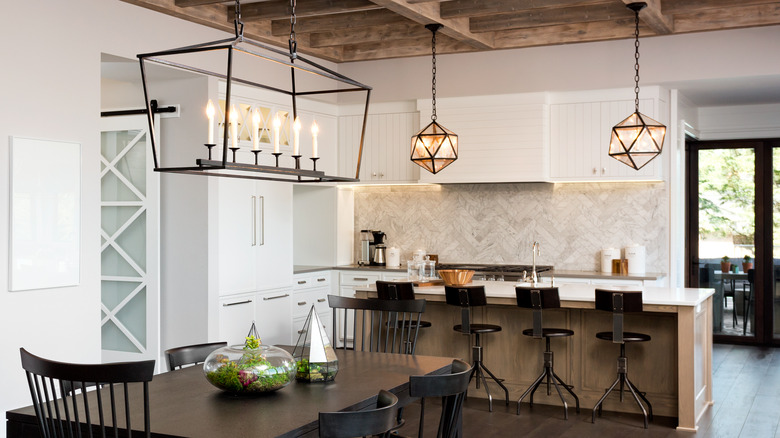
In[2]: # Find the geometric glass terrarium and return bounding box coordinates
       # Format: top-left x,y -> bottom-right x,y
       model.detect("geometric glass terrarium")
292,306 -> 338,382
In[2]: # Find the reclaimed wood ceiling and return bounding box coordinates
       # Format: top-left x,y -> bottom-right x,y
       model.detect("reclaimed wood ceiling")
121,0 -> 780,63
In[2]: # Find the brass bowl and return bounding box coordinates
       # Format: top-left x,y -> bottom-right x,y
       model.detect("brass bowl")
438,269 -> 475,286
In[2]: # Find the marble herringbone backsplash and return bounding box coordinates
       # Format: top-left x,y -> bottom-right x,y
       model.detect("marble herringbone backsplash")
354,182 -> 668,273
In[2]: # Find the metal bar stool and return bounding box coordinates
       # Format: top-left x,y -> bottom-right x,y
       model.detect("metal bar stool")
444,285 -> 509,412
592,289 -> 653,429
515,286 -> 580,419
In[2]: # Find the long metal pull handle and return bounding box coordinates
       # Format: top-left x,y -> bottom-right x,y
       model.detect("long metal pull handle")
258,196 -> 264,246
354,277 -> 368,281
298,301 -> 307,306
317,298 -> 326,303
223,299 -> 252,307
263,293 -> 290,301
317,278 -> 326,282
251,195 -> 256,246
298,280 -> 307,285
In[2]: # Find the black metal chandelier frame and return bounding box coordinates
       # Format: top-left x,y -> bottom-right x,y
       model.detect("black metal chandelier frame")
137,0 -> 372,183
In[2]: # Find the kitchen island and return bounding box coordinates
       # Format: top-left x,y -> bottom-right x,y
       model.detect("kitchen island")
356,281 -> 714,431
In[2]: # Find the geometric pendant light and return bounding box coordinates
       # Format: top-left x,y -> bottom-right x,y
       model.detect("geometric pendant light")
608,2 -> 666,171
411,24 -> 458,174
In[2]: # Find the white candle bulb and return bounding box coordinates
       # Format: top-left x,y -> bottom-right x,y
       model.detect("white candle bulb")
229,105 -> 238,149
273,115 -> 281,154
311,120 -> 319,158
206,100 -> 215,144
293,117 -> 301,156
251,108 -> 260,151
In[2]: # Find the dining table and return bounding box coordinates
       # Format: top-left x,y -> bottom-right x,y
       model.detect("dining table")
6,348 -> 455,438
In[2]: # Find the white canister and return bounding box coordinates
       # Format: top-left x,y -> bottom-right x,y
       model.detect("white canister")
624,245 -> 646,274
387,246 -> 401,268
601,248 -> 621,273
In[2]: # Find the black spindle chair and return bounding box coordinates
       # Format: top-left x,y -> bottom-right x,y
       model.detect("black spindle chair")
376,281 -> 432,353
328,295 -> 426,354
515,286 -> 580,419
408,359 -> 472,438
592,289 -> 653,429
165,341 -> 227,371
20,347 -> 155,438
318,389 -> 399,438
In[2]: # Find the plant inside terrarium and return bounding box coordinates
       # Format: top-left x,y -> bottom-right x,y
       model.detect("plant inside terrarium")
292,306 -> 339,383
204,322 -> 294,393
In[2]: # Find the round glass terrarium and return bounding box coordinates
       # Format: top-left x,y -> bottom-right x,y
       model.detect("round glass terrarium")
203,344 -> 296,394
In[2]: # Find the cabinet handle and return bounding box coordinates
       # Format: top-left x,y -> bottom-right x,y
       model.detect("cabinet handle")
592,168 -> 597,175
353,277 -> 368,281
602,167 -> 606,175
298,330 -> 306,334
317,278 -> 326,282
223,299 -> 252,307
298,280 -> 307,285
258,196 -> 264,246
317,298 -> 326,303
298,301 -> 308,306
251,196 -> 256,246
263,293 -> 289,301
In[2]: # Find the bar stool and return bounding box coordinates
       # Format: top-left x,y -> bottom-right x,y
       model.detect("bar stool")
515,286 -> 579,419
444,285 -> 509,412
376,281 -> 433,349
592,289 -> 653,429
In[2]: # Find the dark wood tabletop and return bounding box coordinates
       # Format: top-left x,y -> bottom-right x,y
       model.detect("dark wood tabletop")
6,349 -> 453,438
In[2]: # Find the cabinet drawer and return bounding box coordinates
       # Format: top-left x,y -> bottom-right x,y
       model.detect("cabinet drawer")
294,289 -> 330,317
294,272 -> 330,290
340,272 -> 381,286
293,312 -> 332,345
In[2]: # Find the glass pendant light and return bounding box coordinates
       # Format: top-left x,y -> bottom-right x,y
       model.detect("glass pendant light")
411,24 -> 458,174
608,2 -> 666,171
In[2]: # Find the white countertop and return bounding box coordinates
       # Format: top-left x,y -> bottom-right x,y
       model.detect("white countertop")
365,281 -> 715,307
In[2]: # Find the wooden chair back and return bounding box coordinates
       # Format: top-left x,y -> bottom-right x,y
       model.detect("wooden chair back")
594,289 -> 643,344
516,286 -> 560,338
328,295 -> 426,354
20,347 -> 155,438
165,341 -> 227,371
376,281 -> 416,300
318,389 -> 399,438
409,359 -> 472,438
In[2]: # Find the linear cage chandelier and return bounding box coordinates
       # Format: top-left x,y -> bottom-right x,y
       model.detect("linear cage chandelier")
137,0 -> 371,183
608,2 -> 666,171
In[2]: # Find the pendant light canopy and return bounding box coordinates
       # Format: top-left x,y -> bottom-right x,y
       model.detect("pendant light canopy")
608,2 -> 666,171
411,24 -> 458,175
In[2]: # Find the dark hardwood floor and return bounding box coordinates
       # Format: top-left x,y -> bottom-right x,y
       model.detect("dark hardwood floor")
395,344 -> 780,437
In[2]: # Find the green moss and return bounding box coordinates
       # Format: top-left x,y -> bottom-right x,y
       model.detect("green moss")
206,352 -> 291,393
295,359 -> 337,382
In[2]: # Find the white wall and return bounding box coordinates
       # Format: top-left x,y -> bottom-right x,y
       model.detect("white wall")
698,103 -> 780,140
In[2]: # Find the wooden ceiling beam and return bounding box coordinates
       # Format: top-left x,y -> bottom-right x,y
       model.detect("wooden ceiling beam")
470,3 -> 632,33
622,0 -> 673,34
270,9 -> 409,36
340,33 -> 479,62
309,22 -> 430,48
441,0 -> 612,19
662,0 -> 780,14
492,17 -> 649,48
368,0 -> 495,49
673,2 -> 780,32
174,0 -> 230,6
228,0 -> 381,21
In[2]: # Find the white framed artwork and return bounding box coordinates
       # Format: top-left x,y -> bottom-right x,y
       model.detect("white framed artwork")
9,136 -> 81,291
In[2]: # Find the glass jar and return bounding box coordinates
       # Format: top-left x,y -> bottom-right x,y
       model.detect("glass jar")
420,258 -> 436,280
203,344 -> 296,393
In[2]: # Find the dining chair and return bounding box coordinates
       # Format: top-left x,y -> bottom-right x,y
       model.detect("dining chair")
19,347 -> 155,438
376,280 -> 432,353
328,295 -> 426,354
408,359 -> 472,438
318,389 -> 399,438
743,268 -> 755,335
164,341 -> 227,371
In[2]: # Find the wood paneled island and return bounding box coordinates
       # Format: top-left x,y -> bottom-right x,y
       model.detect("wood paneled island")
357,281 -> 714,431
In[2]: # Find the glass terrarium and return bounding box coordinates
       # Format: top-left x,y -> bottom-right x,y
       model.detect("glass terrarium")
203,323 -> 295,393
293,306 -> 338,382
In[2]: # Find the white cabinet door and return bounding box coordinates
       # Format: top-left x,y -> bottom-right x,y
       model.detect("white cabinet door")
254,181 -> 293,290
256,289 -> 292,346
339,113 -> 419,183
217,178 -> 258,295
219,294 -> 256,346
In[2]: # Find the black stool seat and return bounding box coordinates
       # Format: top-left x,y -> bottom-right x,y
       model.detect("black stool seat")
453,323 -> 502,334
522,328 -> 574,338
595,331 -> 651,343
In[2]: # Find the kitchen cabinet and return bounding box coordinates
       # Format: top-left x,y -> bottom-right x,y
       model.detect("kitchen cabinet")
292,271 -> 333,345
219,288 -> 293,346
339,108 -> 420,183
549,88 -> 668,181
216,177 -> 293,295
416,93 -> 549,183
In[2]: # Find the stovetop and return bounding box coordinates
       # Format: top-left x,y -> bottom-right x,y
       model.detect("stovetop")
436,263 -> 553,274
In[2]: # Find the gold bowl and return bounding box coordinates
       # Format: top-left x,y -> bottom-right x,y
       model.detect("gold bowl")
437,269 -> 475,286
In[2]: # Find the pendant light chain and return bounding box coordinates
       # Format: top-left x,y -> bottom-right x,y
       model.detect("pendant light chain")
633,7 -> 641,113
431,27 -> 438,121
289,0 -> 298,55
234,0 -> 244,39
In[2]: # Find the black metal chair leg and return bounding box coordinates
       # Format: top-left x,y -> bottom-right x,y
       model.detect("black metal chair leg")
479,362 -> 510,406
626,379 -> 653,420
624,377 -> 650,429
592,375 -> 621,423
547,372 -> 570,420
552,371 -> 580,413
517,369 -> 547,414
476,366 -> 494,412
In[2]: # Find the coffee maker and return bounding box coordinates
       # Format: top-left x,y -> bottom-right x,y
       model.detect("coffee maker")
370,231 -> 386,266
